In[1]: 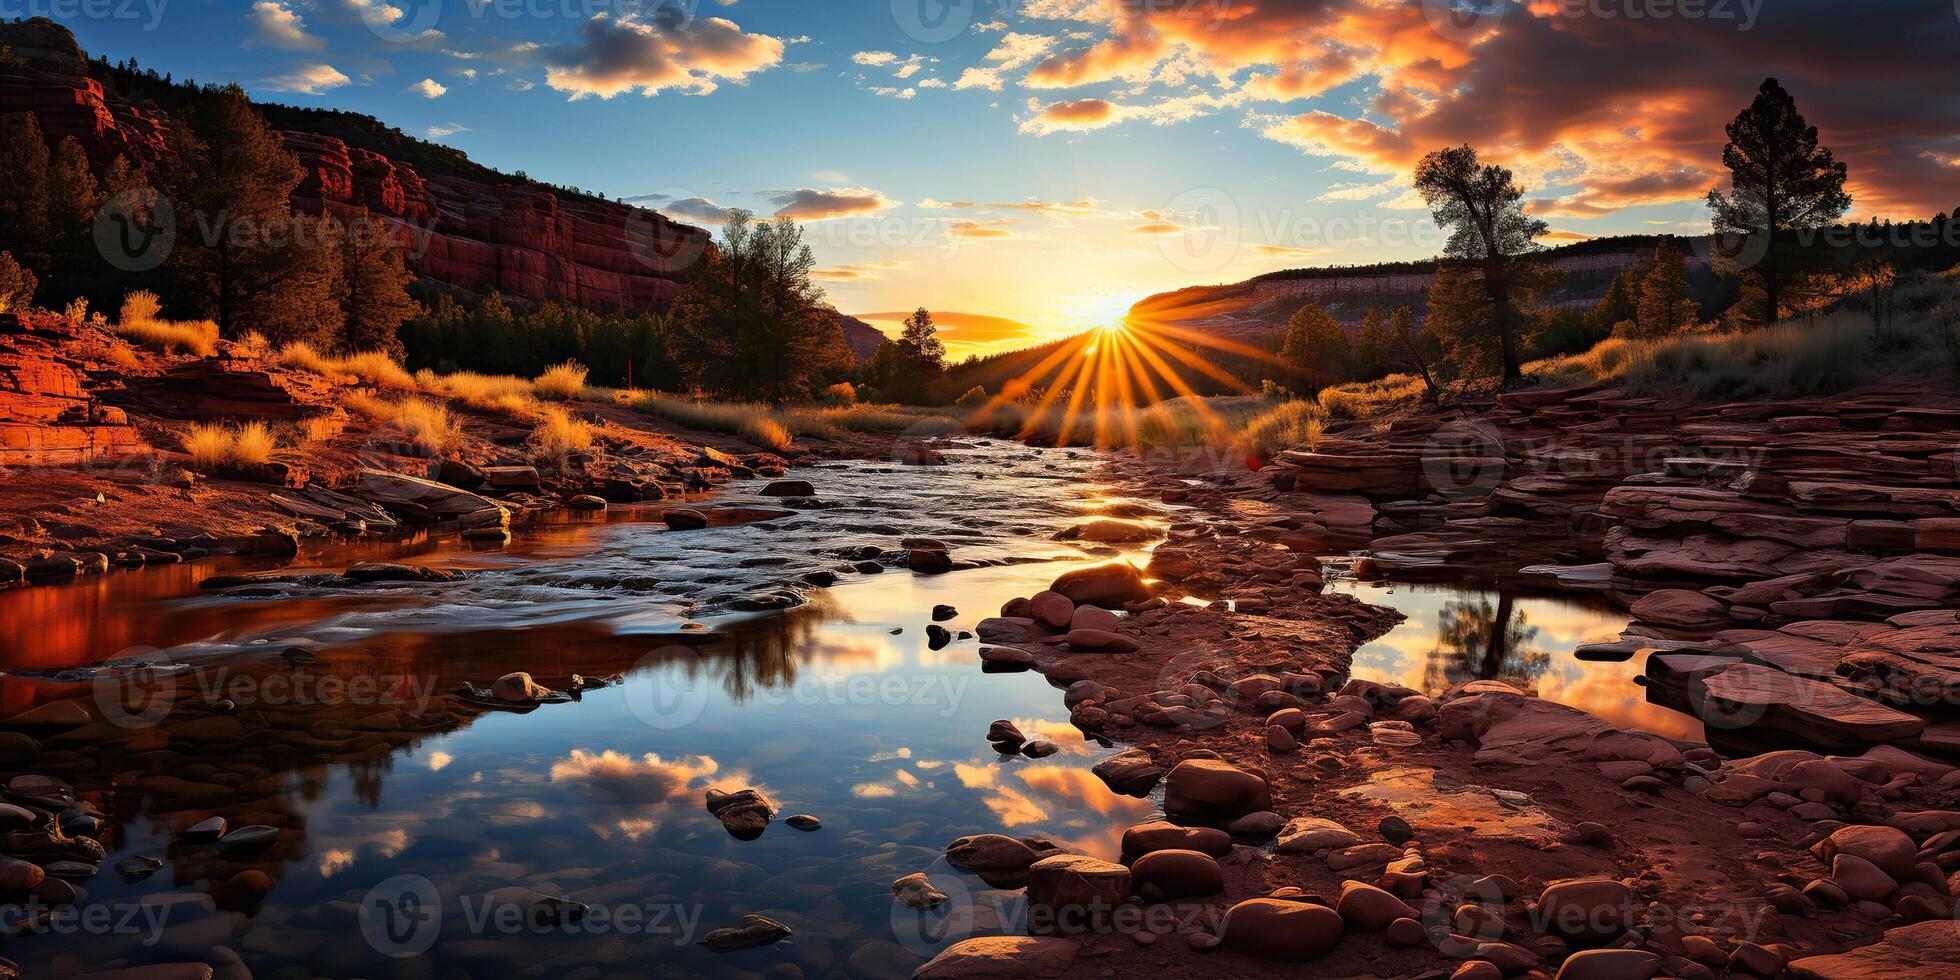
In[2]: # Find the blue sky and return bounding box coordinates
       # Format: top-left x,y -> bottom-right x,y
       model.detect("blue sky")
60,1 -> 1960,354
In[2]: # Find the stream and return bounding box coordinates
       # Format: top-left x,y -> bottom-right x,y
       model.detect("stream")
0,439 -> 1690,977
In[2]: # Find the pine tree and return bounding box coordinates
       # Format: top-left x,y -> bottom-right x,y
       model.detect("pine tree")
1413,144 -> 1548,384
44,136 -> 103,301
165,84 -> 304,334
338,213 -> 420,355
1354,307 -> 1394,379
0,251 -> 37,313
0,112 -> 52,273
244,212 -> 343,347
900,307 -> 945,367
1631,238 -> 1698,338
1585,268 -> 1637,339
1278,303 -> 1350,393
1706,78 -> 1851,326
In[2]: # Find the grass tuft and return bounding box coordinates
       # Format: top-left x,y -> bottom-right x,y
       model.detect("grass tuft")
532,361 -> 589,401
113,291 -> 218,356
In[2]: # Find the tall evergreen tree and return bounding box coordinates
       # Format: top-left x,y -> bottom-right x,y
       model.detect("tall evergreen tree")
0,112 -> 52,273
1631,238 -> 1698,338
164,84 -> 304,335
337,213 -> 420,355
1706,78 -> 1850,327
1586,267 -> 1638,338
1278,303 -> 1350,393
44,136 -> 103,301
1413,144 -> 1547,384
900,307 -> 945,367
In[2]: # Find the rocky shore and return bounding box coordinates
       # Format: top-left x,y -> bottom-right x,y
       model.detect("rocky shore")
911,380 -> 1960,977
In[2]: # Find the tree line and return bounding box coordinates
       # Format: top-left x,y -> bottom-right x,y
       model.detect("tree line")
1270,77 -> 1957,397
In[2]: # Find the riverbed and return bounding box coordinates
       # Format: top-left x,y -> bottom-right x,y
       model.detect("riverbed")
0,439 -> 1674,976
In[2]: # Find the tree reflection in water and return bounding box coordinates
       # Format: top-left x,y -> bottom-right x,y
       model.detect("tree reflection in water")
1421,593 -> 1549,691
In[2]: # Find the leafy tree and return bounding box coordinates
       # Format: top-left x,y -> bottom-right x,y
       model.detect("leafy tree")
1353,307 -> 1395,379
1278,303 -> 1350,393
1706,78 -> 1851,326
164,84 -> 306,335
1630,237 -> 1698,338
1413,144 -> 1548,383
337,213 -> 419,355
1425,259 -> 1559,380
666,212 -> 851,400
0,112 -> 51,272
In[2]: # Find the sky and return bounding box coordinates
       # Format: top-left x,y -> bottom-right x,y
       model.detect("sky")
61,1 -> 1960,357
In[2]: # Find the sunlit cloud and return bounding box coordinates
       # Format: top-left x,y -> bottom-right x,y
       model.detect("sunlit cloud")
245,2 -> 323,51
264,63 -> 352,94
539,12 -> 784,99
770,186 -> 898,220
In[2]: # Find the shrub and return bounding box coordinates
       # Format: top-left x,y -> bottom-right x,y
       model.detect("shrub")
1240,399 -> 1327,457
533,361 -> 589,401
182,424 -> 231,470
181,422 -> 277,469
532,406 -> 594,461
821,382 -> 858,406
114,291 -> 218,356
277,343 -> 415,389
392,399 -> 461,453
430,371 -> 537,414
231,422 -> 276,465
0,251 -> 35,313
955,385 -> 988,408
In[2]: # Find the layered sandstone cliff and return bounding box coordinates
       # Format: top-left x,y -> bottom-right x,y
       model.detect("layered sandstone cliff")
0,18 -> 710,314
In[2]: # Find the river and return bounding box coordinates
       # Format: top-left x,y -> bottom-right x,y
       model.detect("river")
0,438 -> 1693,976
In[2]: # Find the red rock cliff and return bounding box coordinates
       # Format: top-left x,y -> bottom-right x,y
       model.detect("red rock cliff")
0,18 -> 710,314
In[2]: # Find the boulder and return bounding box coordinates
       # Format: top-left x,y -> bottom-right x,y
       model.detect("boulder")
704,788 -> 775,840
1554,949 -> 1661,980
1630,589 -> 1731,631
1025,854 -> 1130,934
1049,562 -> 1149,608
1335,880 -> 1419,930
1120,821 -> 1232,858
945,834 -> 1040,874
913,936 -> 1080,978
1277,817 -> 1363,853
1533,877 -> 1632,943
1130,849 -> 1224,898
1813,825 -> 1918,880
1697,663 -> 1926,747
1219,898 -> 1345,961
1439,692 -> 1682,767
1163,759 -> 1271,821
1786,920 -> 1960,979
1092,749 -> 1163,796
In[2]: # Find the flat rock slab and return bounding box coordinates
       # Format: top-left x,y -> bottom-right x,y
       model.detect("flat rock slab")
1787,920 -> 1960,979
1698,663 -> 1926,747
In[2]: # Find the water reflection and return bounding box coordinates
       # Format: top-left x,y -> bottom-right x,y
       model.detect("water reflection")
1336,581 -> 1704,741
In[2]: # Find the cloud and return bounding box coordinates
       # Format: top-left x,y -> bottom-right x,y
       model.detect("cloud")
1316,179 -> 1400,202
408,78 -> 448,98
540,11 -> 784,99
1020,97 -> 1123,135
425,122 -> 469,138
812,169 -> 849,183
246,2 -> 324,51
981,0 -> 1960,217
769,187 -> 897,220
623,193 -> 739,225
264,64 -> 352,94
813,260 -> 914,281
918,197 -> 975,209
946,218 -> 1026,240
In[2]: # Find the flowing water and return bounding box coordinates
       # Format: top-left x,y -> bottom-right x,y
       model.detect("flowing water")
0,440 -> 1688,977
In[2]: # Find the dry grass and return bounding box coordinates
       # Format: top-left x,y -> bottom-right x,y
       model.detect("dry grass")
630,394 -> 795,452
427,371 -> 538,415
181,421 -> 276,470
532,361 -> 589,401
277,343 -> 416,390
1239,399 -> 1329,457
531,406 -> 595,462
114,291 -> 218,356
1522,273 -> 1959,399
391,399 -> 461,453
105,345 -> 142,372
